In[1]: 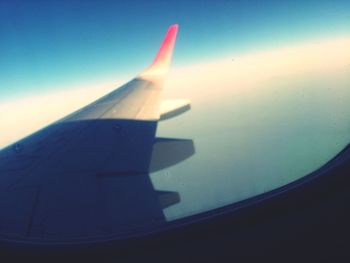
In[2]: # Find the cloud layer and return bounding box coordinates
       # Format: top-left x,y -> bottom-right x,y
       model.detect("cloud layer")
1,36 -> 350,149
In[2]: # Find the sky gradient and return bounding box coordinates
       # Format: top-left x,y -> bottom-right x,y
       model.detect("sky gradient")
0,0 -> 350,100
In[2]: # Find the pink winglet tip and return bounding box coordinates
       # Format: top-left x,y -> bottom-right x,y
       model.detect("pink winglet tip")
152,24 -> 178,65
141,24 -> 179,77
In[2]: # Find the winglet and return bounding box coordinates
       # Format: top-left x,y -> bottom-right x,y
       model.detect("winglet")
140,24 -> 178,78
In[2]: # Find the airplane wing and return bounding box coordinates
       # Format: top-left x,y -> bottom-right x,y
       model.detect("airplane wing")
0,24 -> 194,244
1,24 -> 179,178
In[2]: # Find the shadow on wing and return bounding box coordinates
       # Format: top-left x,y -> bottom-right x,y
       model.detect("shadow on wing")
0,119 -> 195,241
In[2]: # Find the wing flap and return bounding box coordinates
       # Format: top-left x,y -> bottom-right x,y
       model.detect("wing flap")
160,99 -> 191,121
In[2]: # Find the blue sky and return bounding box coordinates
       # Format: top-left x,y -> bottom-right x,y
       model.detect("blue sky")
0,0 -> 349,100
